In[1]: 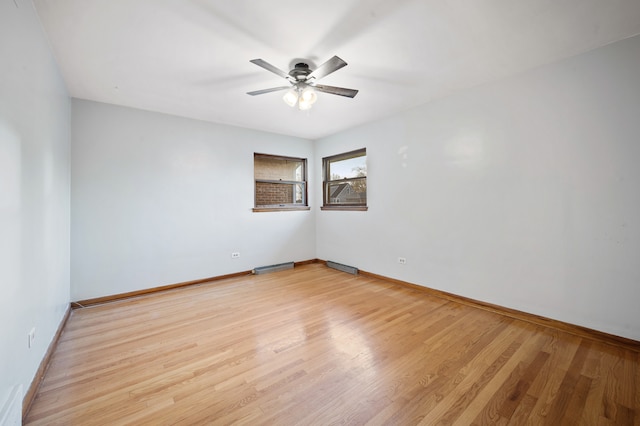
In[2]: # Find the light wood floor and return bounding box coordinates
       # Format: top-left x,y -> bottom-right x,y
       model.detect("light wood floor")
25,264 -> 638,425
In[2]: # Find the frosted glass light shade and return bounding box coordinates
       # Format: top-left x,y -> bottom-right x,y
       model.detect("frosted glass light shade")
300,87 -> 317,105
282,90 -> 298,107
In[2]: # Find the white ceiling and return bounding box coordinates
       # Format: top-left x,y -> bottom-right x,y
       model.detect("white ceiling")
34,0 -> 640,140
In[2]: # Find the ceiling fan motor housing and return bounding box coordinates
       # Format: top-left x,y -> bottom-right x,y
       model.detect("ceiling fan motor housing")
290,63 -> 311,80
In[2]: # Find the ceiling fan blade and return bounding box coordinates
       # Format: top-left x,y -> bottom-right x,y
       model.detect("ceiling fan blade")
249,59 -> 293,81
313,84 -> 358,98
247,86 -> 292,96
307,56 -> 348,81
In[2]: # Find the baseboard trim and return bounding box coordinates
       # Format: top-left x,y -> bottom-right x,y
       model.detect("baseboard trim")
294,259 -> 321,267
73,270 -> 254,308
23,305 -> 71,421
357,269 -> 640,353
73,260 -> 322,308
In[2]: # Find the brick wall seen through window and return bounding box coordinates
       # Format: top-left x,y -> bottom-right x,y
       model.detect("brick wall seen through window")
254,153 -> 308,211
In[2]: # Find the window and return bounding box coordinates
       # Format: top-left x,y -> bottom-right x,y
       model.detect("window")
254,153 -> 308,211
322,148 -> 367,211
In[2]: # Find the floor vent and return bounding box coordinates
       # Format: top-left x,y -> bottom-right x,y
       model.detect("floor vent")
0,384 -> 22,426
253,262 -> 294,275
327,261 -> 358,275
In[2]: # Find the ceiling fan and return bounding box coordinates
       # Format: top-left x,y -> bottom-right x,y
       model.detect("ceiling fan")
247,55 -> 358,110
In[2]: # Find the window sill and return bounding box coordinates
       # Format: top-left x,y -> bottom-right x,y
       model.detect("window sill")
320,206 -> 368,211
253,206 -> 311,213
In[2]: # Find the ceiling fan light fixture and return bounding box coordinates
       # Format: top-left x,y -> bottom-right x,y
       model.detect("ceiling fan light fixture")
282,89 -> 298,107
249,56 -> 357,110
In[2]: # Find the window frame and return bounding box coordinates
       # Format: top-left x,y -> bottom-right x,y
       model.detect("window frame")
321,148 -> 368,211
253,153 -> 309,212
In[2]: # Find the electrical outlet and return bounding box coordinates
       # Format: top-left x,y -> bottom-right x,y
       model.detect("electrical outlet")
28,328 -> 36,348
231,252 -> 240,259
398,257 -> 407,265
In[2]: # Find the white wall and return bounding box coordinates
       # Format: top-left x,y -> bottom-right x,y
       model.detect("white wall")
0,0 -> 70,411
316,35 -> 640,341
71,100 -> 315,300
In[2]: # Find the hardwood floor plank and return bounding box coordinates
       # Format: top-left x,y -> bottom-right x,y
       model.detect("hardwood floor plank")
542,339 -> 592,423
383,314 -> 510,424
619,350 -> 638,410
23,264 -> 640,425
559,374 -> 593,425
523,331 -> 582,423
418,338 -> 521,425
396,317 -> 513,423
507,394 -> 538,426
415,321 -> 535,424
580,342 -> 616,425
455,332 -> 550,425
496,350 -> 551,419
